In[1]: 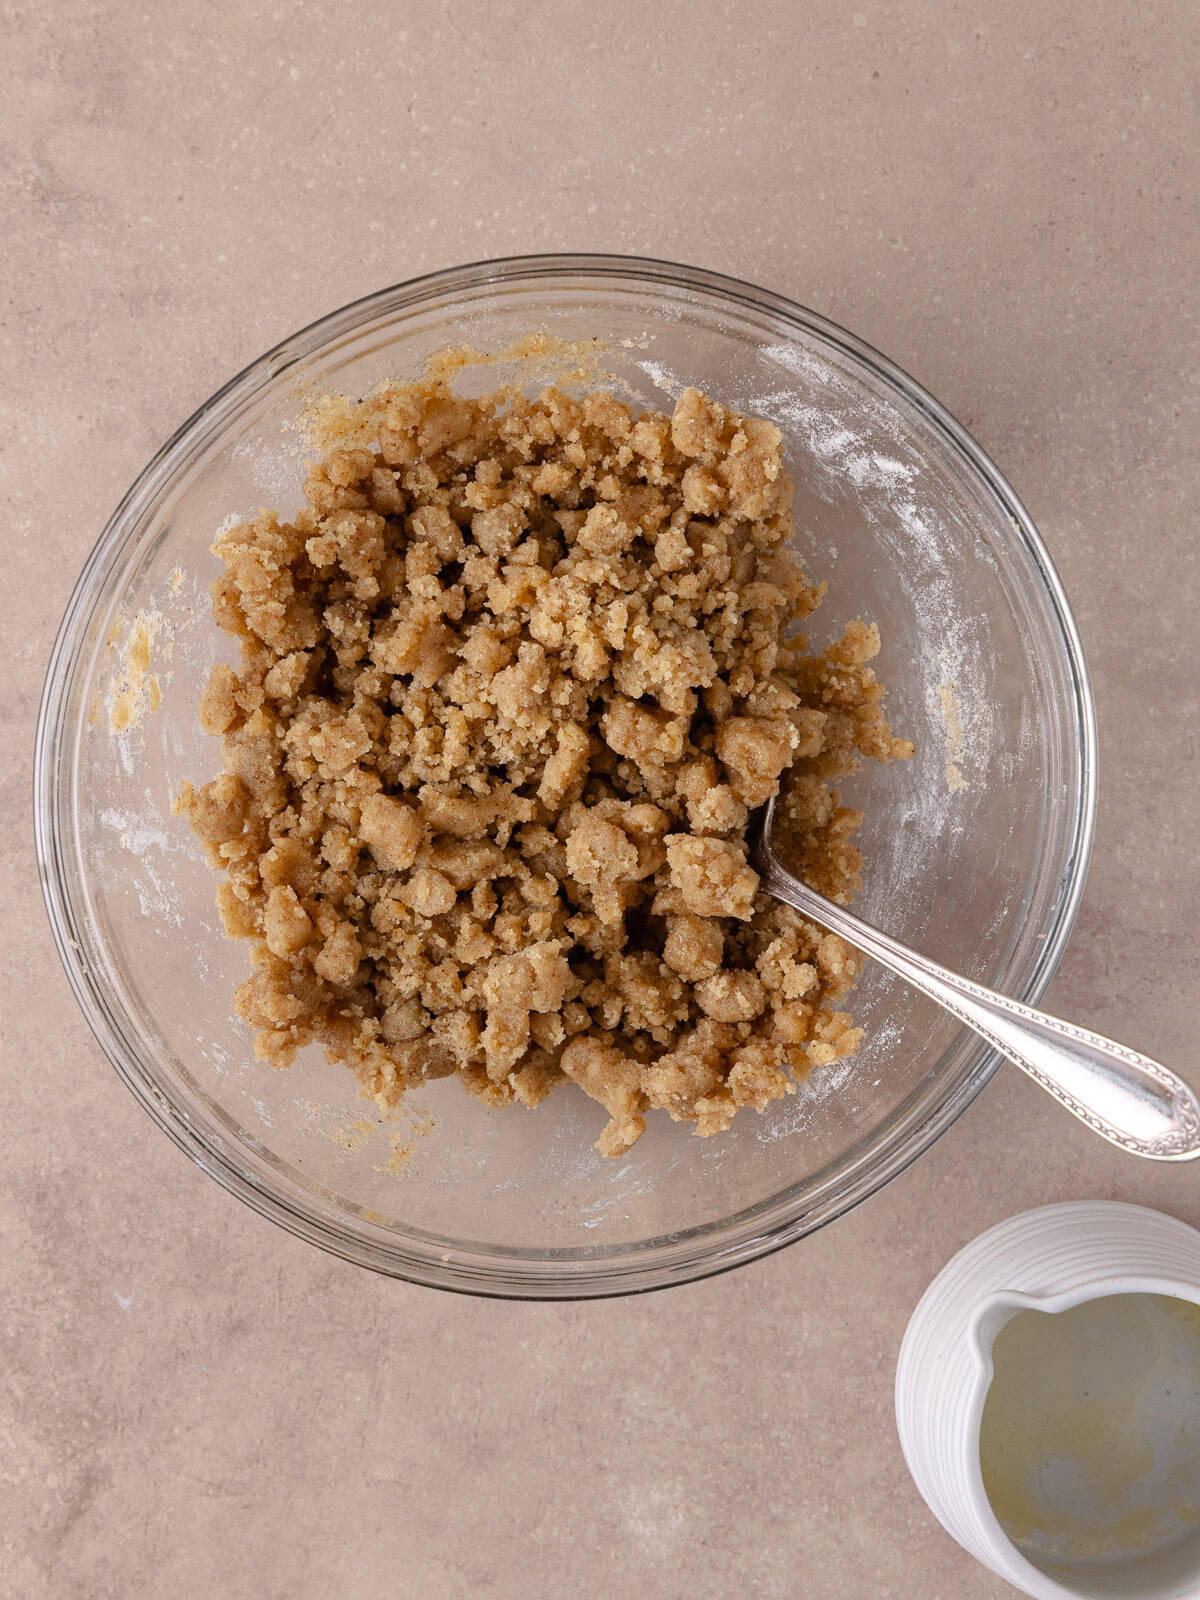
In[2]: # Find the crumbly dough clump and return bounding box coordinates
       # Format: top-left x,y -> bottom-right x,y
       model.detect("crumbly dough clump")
181,379 -> 912,1155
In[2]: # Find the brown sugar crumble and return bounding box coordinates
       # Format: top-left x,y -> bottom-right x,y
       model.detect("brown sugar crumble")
179,378 -> 912,1155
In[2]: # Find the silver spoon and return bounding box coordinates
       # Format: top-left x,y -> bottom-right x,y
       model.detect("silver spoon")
749,794 -> 1200,1160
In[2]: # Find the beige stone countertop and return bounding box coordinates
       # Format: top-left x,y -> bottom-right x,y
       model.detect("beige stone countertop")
4,3 -> 1197,1596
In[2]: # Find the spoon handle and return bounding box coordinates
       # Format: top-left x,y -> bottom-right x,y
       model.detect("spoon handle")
753,828 -> 1200,1161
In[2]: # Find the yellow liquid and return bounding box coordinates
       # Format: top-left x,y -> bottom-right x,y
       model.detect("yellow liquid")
979,1293 -> 1200,1574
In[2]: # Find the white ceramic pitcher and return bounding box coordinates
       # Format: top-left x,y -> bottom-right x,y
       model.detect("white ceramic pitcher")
895,1202 -> 1200,1599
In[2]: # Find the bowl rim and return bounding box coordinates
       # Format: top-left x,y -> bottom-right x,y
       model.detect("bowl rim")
33,252 -> 1098,1299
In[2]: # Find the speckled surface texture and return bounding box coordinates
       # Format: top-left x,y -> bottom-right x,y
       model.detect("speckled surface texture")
4,3 -> 1198,1596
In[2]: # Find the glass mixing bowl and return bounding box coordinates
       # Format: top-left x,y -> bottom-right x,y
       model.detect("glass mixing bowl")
34,255 -> 1096,1298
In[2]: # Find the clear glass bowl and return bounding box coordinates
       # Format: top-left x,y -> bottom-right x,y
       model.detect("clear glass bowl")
34,255 -> 1096,1298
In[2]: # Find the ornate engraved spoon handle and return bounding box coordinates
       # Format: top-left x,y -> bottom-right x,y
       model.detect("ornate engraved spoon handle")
752,804 -> 1200,1161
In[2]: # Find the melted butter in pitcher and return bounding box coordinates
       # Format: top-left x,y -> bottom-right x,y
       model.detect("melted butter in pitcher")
980,1293 -> 1200,1570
